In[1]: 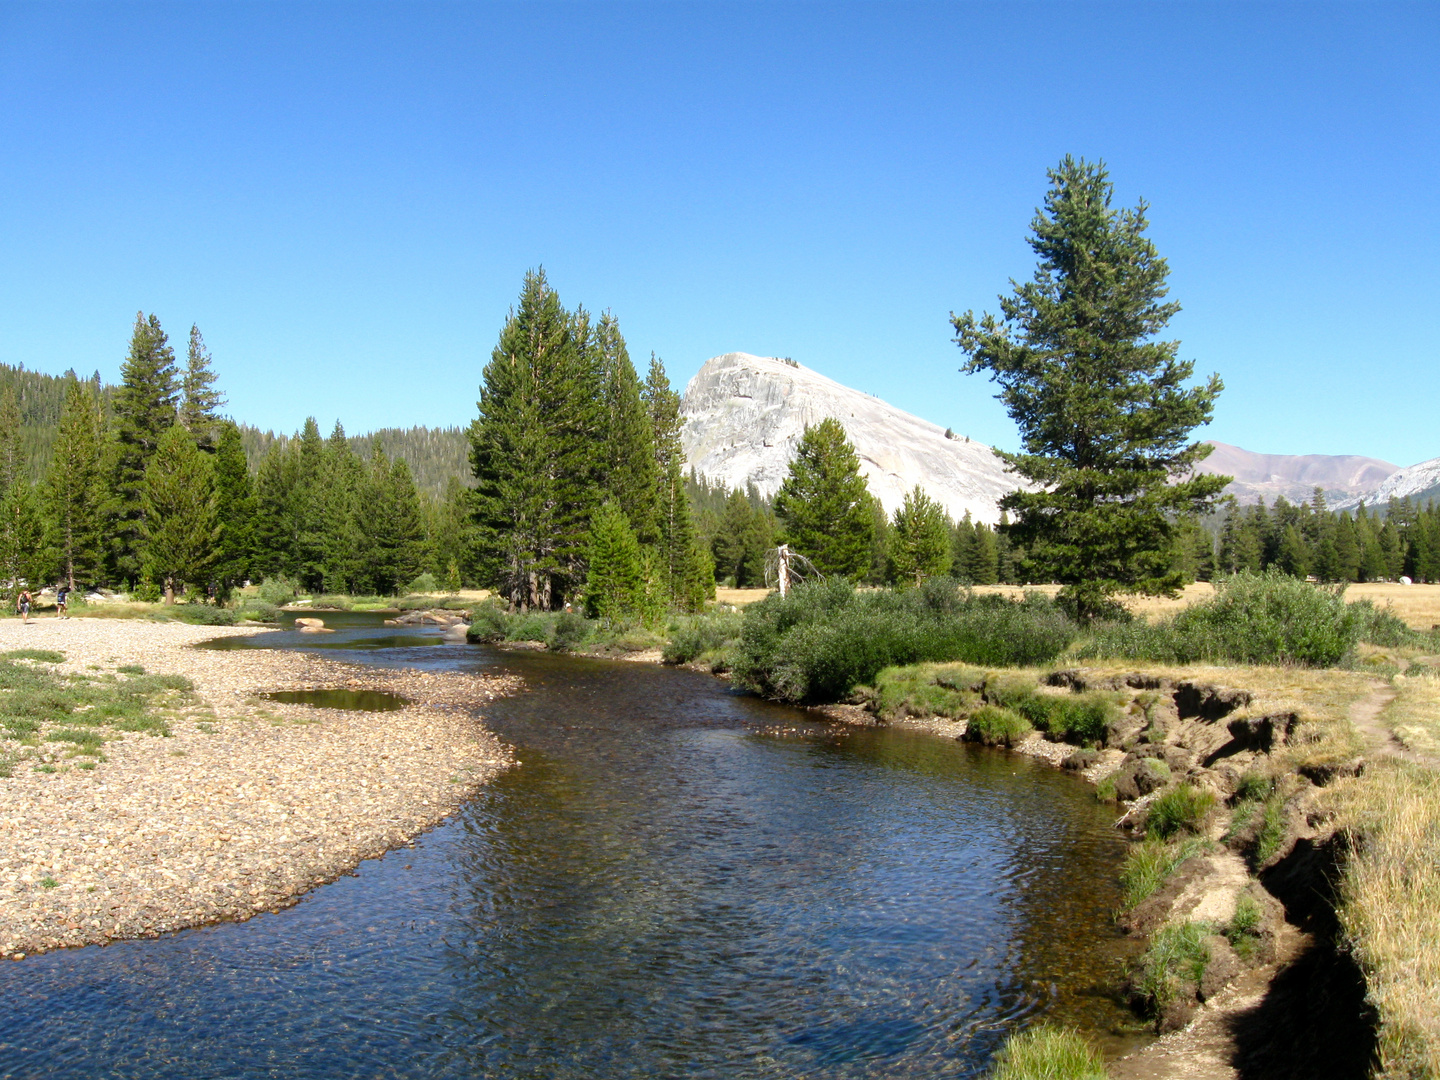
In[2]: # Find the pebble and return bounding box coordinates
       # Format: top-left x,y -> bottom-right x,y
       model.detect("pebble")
0,617 -> 519,959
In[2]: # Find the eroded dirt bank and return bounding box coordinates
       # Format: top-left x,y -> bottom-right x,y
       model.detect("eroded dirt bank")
0,618 -> 517,959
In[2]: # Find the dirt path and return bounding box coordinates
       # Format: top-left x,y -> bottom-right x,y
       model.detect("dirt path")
1345,680 -> 1415,763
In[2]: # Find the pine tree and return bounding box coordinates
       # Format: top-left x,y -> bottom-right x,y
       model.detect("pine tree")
969,521 -> 1001,584
643,354 -> 711,609
0,387 -> 45,600
888,485 -> 952,585
179,325 -> 226,450
141,424 -> 219,602
388,457 -> 429,590
315,422 -> 362,592
773,417 -> 875,579
953,157 -> 1227,620
45,378 -> 107,591
595,312 -> 659,543
212,421 -> 256,595
108,313 -> 179,582
469,270 -> 603,610
584,500 -> 643,620
251,446 -> 297,581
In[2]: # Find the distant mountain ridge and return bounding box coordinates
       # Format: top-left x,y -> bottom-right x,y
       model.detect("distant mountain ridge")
1332,456 -> 1440,512
1196,442 -> 1399,506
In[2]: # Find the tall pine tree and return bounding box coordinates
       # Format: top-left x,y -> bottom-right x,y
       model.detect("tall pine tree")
773,418 -> 875,579
469,270 -> 604,610
45,378 -> 107,591
953,157 -> 1227,620
141,424 -> 219,603
108,313 -> 179,583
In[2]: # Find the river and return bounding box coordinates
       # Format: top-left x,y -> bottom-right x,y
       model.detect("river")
0,616 -> 1139,1078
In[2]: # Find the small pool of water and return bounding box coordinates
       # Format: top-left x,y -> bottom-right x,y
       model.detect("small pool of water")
261,688 -> 410,711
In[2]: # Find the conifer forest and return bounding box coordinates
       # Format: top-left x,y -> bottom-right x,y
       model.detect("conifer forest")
2,270 -> 1437,615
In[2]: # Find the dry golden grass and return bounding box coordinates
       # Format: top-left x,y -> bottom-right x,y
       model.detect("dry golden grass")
1331,761 -> 1440,1079
714,587 -> 770,607
1382,672 -> 1440,762
976,581 -> 1440,629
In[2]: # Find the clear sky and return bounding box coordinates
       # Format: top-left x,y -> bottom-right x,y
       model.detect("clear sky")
1,1 -> 1436,464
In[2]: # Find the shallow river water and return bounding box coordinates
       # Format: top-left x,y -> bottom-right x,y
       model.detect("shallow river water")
0,617 -> 1139,1079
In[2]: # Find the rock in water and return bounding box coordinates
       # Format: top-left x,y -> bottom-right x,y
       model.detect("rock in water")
293,617 -> 333,633
680,352 -> 1021,524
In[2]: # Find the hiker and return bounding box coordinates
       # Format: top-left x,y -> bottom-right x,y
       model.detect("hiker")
17,588 -> 31,624
56,584 -> 70,619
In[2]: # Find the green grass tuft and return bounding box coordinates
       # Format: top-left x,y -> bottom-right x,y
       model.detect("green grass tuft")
1146,784 -> 1216,840
1135,922 -> 1211,1015
1119,836 -> 1208,910
987,1025 -> 1108,1080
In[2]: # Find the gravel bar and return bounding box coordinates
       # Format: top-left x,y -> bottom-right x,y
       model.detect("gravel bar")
0,617 -> 519,961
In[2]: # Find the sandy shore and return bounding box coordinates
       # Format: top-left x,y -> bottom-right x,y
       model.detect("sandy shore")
0,617 -> 518,960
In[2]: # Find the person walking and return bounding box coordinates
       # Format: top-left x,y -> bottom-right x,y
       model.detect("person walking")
17,588 -> 31,624
56,584 -> 69,619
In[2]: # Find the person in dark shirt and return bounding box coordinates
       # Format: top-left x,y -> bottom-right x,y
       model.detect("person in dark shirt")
56,584 -> 70,619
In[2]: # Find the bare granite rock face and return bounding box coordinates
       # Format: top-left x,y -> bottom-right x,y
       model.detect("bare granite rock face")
679,352 -> 1023,524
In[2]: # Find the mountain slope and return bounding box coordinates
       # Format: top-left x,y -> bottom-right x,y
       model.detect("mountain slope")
1332,456 -> 1440,511
1196,442 -> 1399,506
680,353 -> 1020,524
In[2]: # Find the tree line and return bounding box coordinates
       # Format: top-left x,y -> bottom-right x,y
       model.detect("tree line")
1213,491 -> 1440,584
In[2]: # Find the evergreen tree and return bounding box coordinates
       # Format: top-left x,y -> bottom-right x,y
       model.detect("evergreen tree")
595,312 -> 659,543
318,421 -> 363,592
108,313 -> 179,582
141,424 -> 219,603
0,387 -> 45,599
251,447 -> 297,580
888,485 -> 952,585
212,421 -> 256,596
583,500 -> 643,620
469,270 -> 603,610
45,378 -> 107,590
1277,524 -> 1310,579
429,474 -> 477,589
643,354 -> 711,609
953,157 -> 1227,620
773,417 -> 874,579
969,521 -> 1001,584
179,325 -> 226,450
388,457 -> 429,589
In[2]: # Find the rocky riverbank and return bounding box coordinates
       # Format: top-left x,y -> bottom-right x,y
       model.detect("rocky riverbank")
0,617 -> 518,960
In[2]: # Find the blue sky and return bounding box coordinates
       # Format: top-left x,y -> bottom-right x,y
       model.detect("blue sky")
1,1 -> 1436,464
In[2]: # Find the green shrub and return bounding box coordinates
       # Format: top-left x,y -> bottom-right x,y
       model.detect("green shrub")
986,1025 -> 1107,1080
167,605 -> 237,626
550,611 -> 592,652
132,576 -> 162,603
964,705 -> 1033,747
663,610 -> 744,666
309,595 -> 353,611
506,613 -> 552,643
1226,894 -> 1265,959
1134,922 -> 1211,1015
1119,836 -> 1208,910
466,604 -> 509,643
1350,598 -> 1432,649
1082,570 -> 1361,667
1146,784 -> 1216,839
237,601 -> 283,622
406,572 -> 439,594
47,728 -> 105,754
734,578 -> 1078,704
256,577 -> 298,607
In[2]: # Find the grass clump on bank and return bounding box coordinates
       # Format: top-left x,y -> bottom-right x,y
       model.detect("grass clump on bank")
1133,922 -> 1211,1019
1333,762 -> 1440,1079
986,1025 -> 1107,1080
965,705 -> 1033,747
1119,836 -> 1208,910
1145,784 -> 1216,839
1080,570 -> 1361,668
734,578 -> 1078,704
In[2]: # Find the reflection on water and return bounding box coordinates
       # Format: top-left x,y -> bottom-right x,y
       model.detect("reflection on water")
0,635 -> 1140,1079
261,689 -> 409,711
